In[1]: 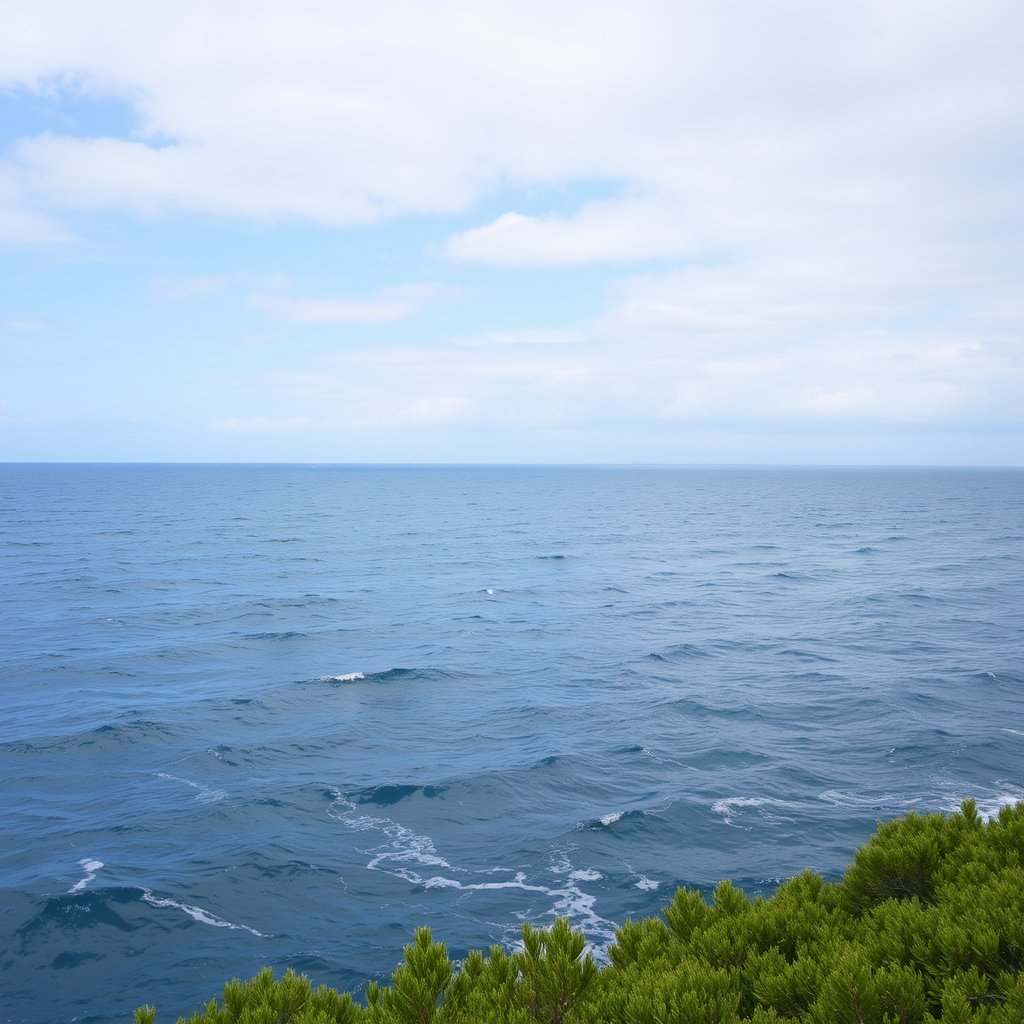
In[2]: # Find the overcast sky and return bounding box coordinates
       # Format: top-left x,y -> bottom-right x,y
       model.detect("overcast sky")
1,0 -> 1022,463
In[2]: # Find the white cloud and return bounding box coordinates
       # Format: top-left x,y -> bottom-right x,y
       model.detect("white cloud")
443,202 -> 693,266
0,166 -> 73,244
0,2 -> 1020,460
1,1 -> 1020,238
222,237 -> 1022,436
247,284 -> 448,324
235,310 -> 1020,439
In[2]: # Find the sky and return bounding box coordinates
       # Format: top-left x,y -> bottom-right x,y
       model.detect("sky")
1,1 -> 1022,464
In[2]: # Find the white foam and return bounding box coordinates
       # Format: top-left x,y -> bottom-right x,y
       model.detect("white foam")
711,796 -> 768,825
157,772 -> 228,804
819,788 -> 1024,823
818,790 -> 922,810
327,789 -> 453,882
599,811 -> 623,826
939,788 -> 1024,822
329,672 -> 364,681
548,852 -> 574,875
325,788 -> 620,954
486,589 -> 495,595
622,861 -> 660,892
139,889 -> 266,936
712,796 -> 767,814
68,858 -> 103,894
712,796 -> 796,827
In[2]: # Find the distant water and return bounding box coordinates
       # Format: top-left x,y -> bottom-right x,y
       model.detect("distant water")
2,465 -> 1022,1024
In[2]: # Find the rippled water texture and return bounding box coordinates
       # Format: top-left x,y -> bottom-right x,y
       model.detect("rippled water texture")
2,465 -> 1022,1023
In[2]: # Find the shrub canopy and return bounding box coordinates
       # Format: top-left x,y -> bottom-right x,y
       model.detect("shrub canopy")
136,799 -> 1024,1024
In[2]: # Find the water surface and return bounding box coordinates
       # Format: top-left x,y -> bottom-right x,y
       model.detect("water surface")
2,465 -> 1022,1023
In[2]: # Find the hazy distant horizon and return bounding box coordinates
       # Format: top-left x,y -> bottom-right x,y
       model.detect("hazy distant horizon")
4,460 -> 1024,469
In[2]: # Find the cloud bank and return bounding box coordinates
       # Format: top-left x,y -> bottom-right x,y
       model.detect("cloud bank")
0,0 -> 1020,461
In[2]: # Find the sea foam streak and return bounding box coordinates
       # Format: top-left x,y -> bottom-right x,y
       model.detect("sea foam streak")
139,889 -> 267,936
157,772 -> 228,804
64,857 -> 266,936
326,789 -> 620,951
711,796 -> 796,827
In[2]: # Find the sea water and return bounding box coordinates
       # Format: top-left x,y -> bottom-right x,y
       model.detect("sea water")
1,465 -> 1022,1023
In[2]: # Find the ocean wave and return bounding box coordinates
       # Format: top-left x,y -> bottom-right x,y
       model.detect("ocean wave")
6,719 -> 180,755
573,809 -> 649,831
303,668 -> 424,685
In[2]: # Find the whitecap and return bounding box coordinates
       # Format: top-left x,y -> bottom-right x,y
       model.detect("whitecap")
328,672 -> 365,682
598,811 -> 623,827
634,876 -> 659,891
68,858 -> 103,894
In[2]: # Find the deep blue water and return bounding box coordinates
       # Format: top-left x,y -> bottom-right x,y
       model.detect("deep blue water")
2,465 -> 1022,1024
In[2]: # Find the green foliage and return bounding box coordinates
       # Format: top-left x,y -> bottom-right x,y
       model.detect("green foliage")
135,800 -> 1024,1024
371,928 -> 453,1024
513,918 -> 598,1023
169,966 -> 361,1024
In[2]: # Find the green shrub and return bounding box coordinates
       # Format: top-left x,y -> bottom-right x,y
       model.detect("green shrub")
137,800 -> 1024,1024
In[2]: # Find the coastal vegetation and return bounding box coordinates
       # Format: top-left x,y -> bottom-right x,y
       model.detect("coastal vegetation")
135,800 -> 1024,1024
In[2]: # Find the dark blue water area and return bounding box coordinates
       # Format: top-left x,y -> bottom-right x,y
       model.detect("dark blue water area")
1,464 -> 1022,1023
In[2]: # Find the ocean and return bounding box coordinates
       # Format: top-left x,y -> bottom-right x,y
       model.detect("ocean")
2,465 -> 1022,1023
